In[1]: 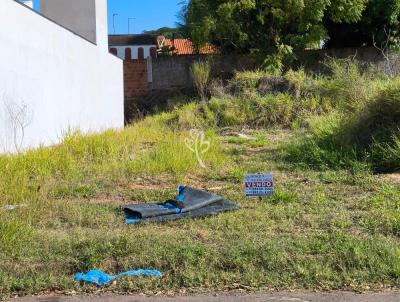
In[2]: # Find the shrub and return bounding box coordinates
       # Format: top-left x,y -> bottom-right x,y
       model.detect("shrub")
234,69 -> 271,84
317,58 -> 393,112
285,68 -> 308,99
208,97 -> 243,127
306,112 -> 342,138
209,79 -> 229,99
285,79 -> 400,173
249,93 -> 294,127
166,103 -> 210,129
283,134 -> 361,171
207,93 -> 295,128
191,60 -> 211,103
227,69 -> 272,96
170,89 -> 335,131
285,59 -> 387,112
370,132 -> 400,173
340,81 -> 400,148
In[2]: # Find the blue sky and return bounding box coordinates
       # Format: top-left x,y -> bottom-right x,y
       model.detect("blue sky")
33,0 -> 39,10
32,0 -> 182,35
107,0 -> 182,34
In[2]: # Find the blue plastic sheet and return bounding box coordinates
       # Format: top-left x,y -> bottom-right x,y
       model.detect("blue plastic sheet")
124,186 -> 238,224
75,269 -> 163,286
126,218 -> 142,224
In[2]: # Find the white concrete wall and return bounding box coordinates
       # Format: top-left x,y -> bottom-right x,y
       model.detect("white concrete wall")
111,46 -> 156,60
0,0 -> 124,153
18,0 -> 33,8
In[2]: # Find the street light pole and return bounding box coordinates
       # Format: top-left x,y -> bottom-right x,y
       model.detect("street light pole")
113,13 -> 119,34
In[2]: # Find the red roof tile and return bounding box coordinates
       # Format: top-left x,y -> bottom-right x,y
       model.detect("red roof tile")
163,39 -> 219,55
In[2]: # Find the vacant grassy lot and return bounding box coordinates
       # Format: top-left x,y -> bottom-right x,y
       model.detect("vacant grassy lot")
1,60 -> 399,298
1,122 -> 399,298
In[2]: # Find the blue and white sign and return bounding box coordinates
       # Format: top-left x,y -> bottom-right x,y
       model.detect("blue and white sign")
244,174 -> 274,197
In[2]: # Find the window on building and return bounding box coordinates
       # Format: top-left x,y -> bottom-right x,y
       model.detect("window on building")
125,48 -> 132,60
138,47 -> 144,60
110,48 -> 118,56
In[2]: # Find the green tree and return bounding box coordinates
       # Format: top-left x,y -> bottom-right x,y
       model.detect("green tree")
143,27 -> 184,39
182,0 -> 400,54
325,0 -> 400,48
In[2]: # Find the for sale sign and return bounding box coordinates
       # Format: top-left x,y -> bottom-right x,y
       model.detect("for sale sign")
244,174 -> 274,197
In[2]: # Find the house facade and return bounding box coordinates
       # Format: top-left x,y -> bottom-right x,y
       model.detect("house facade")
0,0 -> 124,153
108,35 -> 158,60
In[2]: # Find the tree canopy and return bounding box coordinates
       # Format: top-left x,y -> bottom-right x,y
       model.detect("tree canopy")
143,27 -> 184,39
325,0 -> 400,48
182,0 -> 400,54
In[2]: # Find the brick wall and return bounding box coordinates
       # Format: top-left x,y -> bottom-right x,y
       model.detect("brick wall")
123,60 -> 148,97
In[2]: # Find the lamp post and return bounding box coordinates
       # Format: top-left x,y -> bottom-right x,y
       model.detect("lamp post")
113,13 -> 119,34
128,18 -> 136,34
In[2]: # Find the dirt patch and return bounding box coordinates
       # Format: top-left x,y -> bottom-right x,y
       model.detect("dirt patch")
243,146 -> 273,156
218,127 -> 257,137
383,173 -> 400,185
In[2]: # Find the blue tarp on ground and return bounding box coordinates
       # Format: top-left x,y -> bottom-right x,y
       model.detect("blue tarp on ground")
123,186 -> 238,224
75,269 -> 163,286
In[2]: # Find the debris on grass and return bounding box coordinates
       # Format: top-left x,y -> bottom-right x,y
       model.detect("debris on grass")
123,186 -> 238,223
75,269 -> 163,286
238,133 -> 256,140
1,204 -> 27,211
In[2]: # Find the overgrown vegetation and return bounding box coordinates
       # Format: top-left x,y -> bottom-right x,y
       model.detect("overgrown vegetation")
184,58 -> 400,173
181,0 -> 400,53
191,60 -> 211,103
282,60 -> 400,173
1,59 -> 400,298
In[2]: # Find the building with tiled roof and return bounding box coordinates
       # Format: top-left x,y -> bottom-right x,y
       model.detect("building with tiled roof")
161,38 -> 219,55
109,34 -> 158,60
